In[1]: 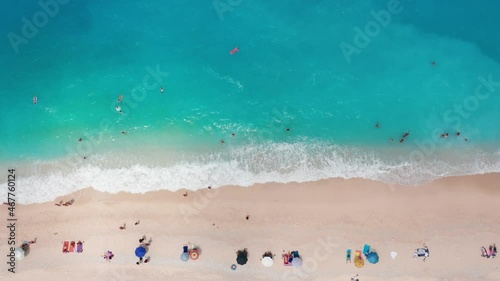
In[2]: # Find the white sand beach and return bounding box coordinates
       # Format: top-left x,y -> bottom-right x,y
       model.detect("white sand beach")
2,173 -> 500,281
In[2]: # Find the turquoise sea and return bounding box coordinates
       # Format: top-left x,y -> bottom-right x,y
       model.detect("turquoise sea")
1,0 -> 499,203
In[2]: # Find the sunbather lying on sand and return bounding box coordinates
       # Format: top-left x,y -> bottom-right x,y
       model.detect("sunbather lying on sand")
63,199 -> 75,206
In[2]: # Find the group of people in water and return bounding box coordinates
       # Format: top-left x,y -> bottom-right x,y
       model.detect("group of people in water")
376,123 -> 469,143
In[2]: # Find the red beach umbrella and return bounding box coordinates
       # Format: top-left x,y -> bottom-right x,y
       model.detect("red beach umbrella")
189,249 -> 200,260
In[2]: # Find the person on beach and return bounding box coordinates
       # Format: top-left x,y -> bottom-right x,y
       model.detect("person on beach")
119,223 -> 126,230
135,220 -> 140,225
103,250 -> 114,261
62,199 -> 74,206
493,244 -> 497,257
139,235 -> 146,243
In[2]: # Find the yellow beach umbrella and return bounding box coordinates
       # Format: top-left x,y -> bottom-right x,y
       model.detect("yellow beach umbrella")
354,257 -> 364,268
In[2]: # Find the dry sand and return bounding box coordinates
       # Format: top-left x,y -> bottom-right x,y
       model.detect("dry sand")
1,173 -> 500,281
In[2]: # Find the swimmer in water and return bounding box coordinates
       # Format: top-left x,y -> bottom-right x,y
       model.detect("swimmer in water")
400,138 -> 404,143
118,95 -> 123,102
375,122 -> 380,128
440,133 -> 449,138
160,86 -> 164,93
116,106 -> 121,112
456,132 -> 461,136
286,128 -> 290,132
231,133 -> 235,137
402,130 -> 410,138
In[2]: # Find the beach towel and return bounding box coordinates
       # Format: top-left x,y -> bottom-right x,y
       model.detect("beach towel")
76,242 -> 83,253
283,253 -> 292,266
62,241 -> 69,253
69,241 -> 76,253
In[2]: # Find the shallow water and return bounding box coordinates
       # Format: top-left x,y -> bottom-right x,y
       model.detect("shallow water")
1,0 -> 499,203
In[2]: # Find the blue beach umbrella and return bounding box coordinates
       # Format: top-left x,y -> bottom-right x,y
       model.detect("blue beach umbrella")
135,246 -> 147,258
181,252 -> 189,262
367,252 -> 379,264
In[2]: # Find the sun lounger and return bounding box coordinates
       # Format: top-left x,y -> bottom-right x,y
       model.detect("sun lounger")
76,241 -> 83,253
62,241 -> 69,253
363,244 -> 371,255
481,246 -> 489,258
69,241 -> 75,252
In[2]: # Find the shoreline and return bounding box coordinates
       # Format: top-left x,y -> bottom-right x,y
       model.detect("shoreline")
3,173 -> 500,280
1,143 -> 499,205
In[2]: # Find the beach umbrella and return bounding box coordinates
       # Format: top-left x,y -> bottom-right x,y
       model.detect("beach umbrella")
189,249 -> 200,260
231,264 -> 237,270
237,254 -> 248,265
14,248 -> 25,261
181,252 -> 189,262
261,256 -> 273,267
354,257 -> 364,268
292,257 -> 302,267
367,252 -> 379,264
135,246 -> 147,258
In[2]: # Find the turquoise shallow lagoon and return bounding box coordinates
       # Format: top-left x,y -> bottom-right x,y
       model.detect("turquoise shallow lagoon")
0,0 -> 499,203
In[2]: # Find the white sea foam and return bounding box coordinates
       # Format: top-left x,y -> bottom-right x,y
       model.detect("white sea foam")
1,142 -> 499,204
